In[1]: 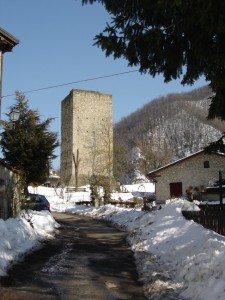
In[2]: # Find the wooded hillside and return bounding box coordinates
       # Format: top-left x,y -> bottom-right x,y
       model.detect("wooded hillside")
114,85 -> 225,184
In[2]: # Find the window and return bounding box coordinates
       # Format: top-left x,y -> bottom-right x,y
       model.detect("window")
204,161 -> 210,168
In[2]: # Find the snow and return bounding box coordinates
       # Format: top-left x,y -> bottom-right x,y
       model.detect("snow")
1,186 -> 225,299
0,209 -> 59,276
123,183 -> 155,193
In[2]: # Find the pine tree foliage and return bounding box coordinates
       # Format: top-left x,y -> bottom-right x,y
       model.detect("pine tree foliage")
0,91 -> 59,188
82,0 -> 225,120
205,134 -> 225,154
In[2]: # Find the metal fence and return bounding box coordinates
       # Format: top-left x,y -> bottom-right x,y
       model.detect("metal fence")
182,206 -> 225,236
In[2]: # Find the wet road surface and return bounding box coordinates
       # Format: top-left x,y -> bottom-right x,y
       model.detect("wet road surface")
0,212 -> 147,300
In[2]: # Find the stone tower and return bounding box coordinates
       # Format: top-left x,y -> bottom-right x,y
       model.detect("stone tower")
61,89 -> 113,187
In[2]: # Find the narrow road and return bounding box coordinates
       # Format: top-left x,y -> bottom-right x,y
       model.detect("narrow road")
0,212 -> 147,300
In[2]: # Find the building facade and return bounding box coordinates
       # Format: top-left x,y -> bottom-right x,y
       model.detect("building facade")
147,151 -> 225,202
61,89 -> 113,186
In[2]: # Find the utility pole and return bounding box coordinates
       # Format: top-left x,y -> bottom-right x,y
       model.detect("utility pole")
0,27 -> 19,120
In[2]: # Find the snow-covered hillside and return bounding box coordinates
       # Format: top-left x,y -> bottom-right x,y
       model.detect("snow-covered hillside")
114,85 -> 224,183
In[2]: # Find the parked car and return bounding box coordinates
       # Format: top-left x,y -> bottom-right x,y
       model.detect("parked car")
25,194 -> 51,211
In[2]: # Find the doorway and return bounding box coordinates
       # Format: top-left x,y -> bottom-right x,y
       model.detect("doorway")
170,182 -> 182,198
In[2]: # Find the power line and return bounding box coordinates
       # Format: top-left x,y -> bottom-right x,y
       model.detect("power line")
1,69 -> 139,99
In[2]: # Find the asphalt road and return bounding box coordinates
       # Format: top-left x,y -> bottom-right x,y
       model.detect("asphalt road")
0,212 -> 147,300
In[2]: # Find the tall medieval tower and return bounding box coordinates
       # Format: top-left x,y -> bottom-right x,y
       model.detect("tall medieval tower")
61,89 -> 113,187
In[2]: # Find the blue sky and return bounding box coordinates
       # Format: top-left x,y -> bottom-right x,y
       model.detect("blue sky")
0,0 -> 207,169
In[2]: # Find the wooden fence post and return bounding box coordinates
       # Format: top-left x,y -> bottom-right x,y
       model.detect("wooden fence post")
219,170 -> 223,209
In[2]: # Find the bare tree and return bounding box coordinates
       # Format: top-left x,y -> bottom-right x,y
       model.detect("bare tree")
113,85 -> 225,183
135,127 -> 173,174
85,117 -> 114,196
113,132 -> 134,184
100,117 -> 114,190
73,149 -> 81,191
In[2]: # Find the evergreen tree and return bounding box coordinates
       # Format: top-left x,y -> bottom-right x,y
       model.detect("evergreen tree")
205,134 -> 225,154
82,0 -> 225,120
0,91 -> 59,192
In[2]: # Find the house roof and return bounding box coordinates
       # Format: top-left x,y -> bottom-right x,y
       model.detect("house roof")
146,150 -> 225,178
0,27 -> 19,53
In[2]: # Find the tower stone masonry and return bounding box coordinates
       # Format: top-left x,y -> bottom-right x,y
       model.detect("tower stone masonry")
61,89 -> 113,187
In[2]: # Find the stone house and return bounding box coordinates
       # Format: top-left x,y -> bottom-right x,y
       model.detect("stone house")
0,160 -> 23,220
146,150 -> 225,203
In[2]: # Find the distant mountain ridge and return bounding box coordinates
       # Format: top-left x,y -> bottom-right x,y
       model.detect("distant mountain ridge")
113,85 -> 225,184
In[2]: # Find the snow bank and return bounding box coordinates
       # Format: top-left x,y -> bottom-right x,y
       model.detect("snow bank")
77,199 -> 225,300
0,210 -> 59,276
6,186 -> 225,300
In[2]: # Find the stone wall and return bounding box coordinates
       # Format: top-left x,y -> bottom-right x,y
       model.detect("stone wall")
0,163 -> 23,220
61,89 -> 113,186
154,153 -> 225,202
